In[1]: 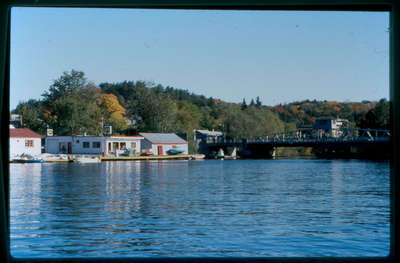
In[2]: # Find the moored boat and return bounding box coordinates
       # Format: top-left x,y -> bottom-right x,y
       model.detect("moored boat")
189,154 -> 205,160
73,156 -> 101,163
12,158 -> 45,163
166,149 -> 184,155
11,154 -> 45,163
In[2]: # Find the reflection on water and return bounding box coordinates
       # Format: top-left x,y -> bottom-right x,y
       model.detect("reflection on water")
10,159 -> 390,257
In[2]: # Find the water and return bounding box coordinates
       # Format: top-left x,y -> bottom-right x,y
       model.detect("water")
10,159 -> 390,257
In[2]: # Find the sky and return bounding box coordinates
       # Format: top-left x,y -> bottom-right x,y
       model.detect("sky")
10,8 -> 389,110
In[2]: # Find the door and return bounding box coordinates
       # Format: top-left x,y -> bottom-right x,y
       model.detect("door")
67,142 -> 72,154
157,145 -> 163,155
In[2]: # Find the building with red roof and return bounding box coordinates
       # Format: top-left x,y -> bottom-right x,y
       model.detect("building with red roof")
10,128 -> 42,157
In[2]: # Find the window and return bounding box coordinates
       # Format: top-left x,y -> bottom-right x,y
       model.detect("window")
119,142 -> 126,150
58,142 -> 67,153
24,140 -> 33,147
130,142 -> 136,149
92,142 -> 101,148
82,142 -> 90,148
1,1 -> 397,262
112,142 -> 119,151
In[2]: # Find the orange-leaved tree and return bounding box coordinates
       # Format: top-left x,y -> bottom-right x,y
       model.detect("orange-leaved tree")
99,93 -> 128,133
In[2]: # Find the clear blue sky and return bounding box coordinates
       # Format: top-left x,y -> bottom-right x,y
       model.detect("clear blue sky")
10,8 -> 389,110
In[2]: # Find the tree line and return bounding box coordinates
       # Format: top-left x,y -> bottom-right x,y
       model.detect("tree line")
13,70 -> 390,150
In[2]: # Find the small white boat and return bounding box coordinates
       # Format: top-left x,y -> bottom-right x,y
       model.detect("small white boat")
224,147 -> 237,160
73,156 -> 101,163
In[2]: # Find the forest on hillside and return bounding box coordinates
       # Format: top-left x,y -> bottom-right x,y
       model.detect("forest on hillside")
13,70 -> 390,150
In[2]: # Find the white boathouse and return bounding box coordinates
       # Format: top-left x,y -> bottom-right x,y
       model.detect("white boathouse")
139,133 -> 188,155
45,135 -> 144,156
9,127 -> 42,157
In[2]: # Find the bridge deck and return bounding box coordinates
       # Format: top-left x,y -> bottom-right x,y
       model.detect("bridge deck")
206,137 -> 390,148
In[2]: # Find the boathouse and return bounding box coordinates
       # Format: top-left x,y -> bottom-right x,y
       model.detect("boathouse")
45,135 -> 144,156
139,133 -> 188,155
9,127 -> 42,157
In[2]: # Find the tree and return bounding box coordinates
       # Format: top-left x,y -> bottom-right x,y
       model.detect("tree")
13,99 -> 43,133
99,93 -> 128,133
50,94 -> 88,135
42,70 -> 87,103
241,98 -> 247,110
255,96 -> 262,107
40,70 -> 108,135
359,98 -> 390,130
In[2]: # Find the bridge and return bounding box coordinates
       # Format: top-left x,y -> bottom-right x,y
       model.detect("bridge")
204,128 -> 391,158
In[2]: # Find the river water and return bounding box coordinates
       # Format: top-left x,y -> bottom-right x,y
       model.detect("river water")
10,159 -> 390,257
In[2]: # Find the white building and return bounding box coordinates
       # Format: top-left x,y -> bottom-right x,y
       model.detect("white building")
313,117 -> 349,138
10,128 -> 42,157
45,135 -> 144,156
139,133 -> 188,155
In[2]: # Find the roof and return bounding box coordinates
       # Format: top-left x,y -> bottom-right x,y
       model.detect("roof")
110,136 -> 144,139
139,133 -> 187,144
45,135 -> 144,140
196,130 -> 223,136
10,128 -> 42,138
316,117 -> 349,121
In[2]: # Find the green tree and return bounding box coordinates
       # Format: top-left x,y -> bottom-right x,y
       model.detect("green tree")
241,98 -> 247,110
42,70 -> 87,103
13,99 -> 43,133
40,70 -> 106,135
359,98 -> 390,129
255,96 -> 262,107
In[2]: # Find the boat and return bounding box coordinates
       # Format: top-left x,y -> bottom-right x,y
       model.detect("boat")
224,147 -> 237,160
189,154 -> 205,160
11,154 -> 45,163
12,158 -> 45,163
73,156 -> 101,163
141,151 -> 154,156
166,149 -> 184,155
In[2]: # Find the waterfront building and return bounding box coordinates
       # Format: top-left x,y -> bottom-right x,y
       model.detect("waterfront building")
194,129 -> 224,154
195,130 -> 223,143
10,114 -> 22,128
45,135 -> 144,156
139,133 -> 188,155
296,124 -> 313,138
10,127 -> 42,157
313,117 -> 349,138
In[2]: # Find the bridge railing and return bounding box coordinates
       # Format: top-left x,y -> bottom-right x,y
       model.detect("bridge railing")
205,128 -> 390,145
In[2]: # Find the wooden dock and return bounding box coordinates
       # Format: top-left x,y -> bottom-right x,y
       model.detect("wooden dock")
11,154 -> 204,163
100,154 -> 192,161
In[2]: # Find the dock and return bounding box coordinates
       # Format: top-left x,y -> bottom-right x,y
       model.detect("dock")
100,154 -> 193,161
10,154 -> 205,163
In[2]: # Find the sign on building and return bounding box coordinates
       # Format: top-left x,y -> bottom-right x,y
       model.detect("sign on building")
47,128 -> 53,136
